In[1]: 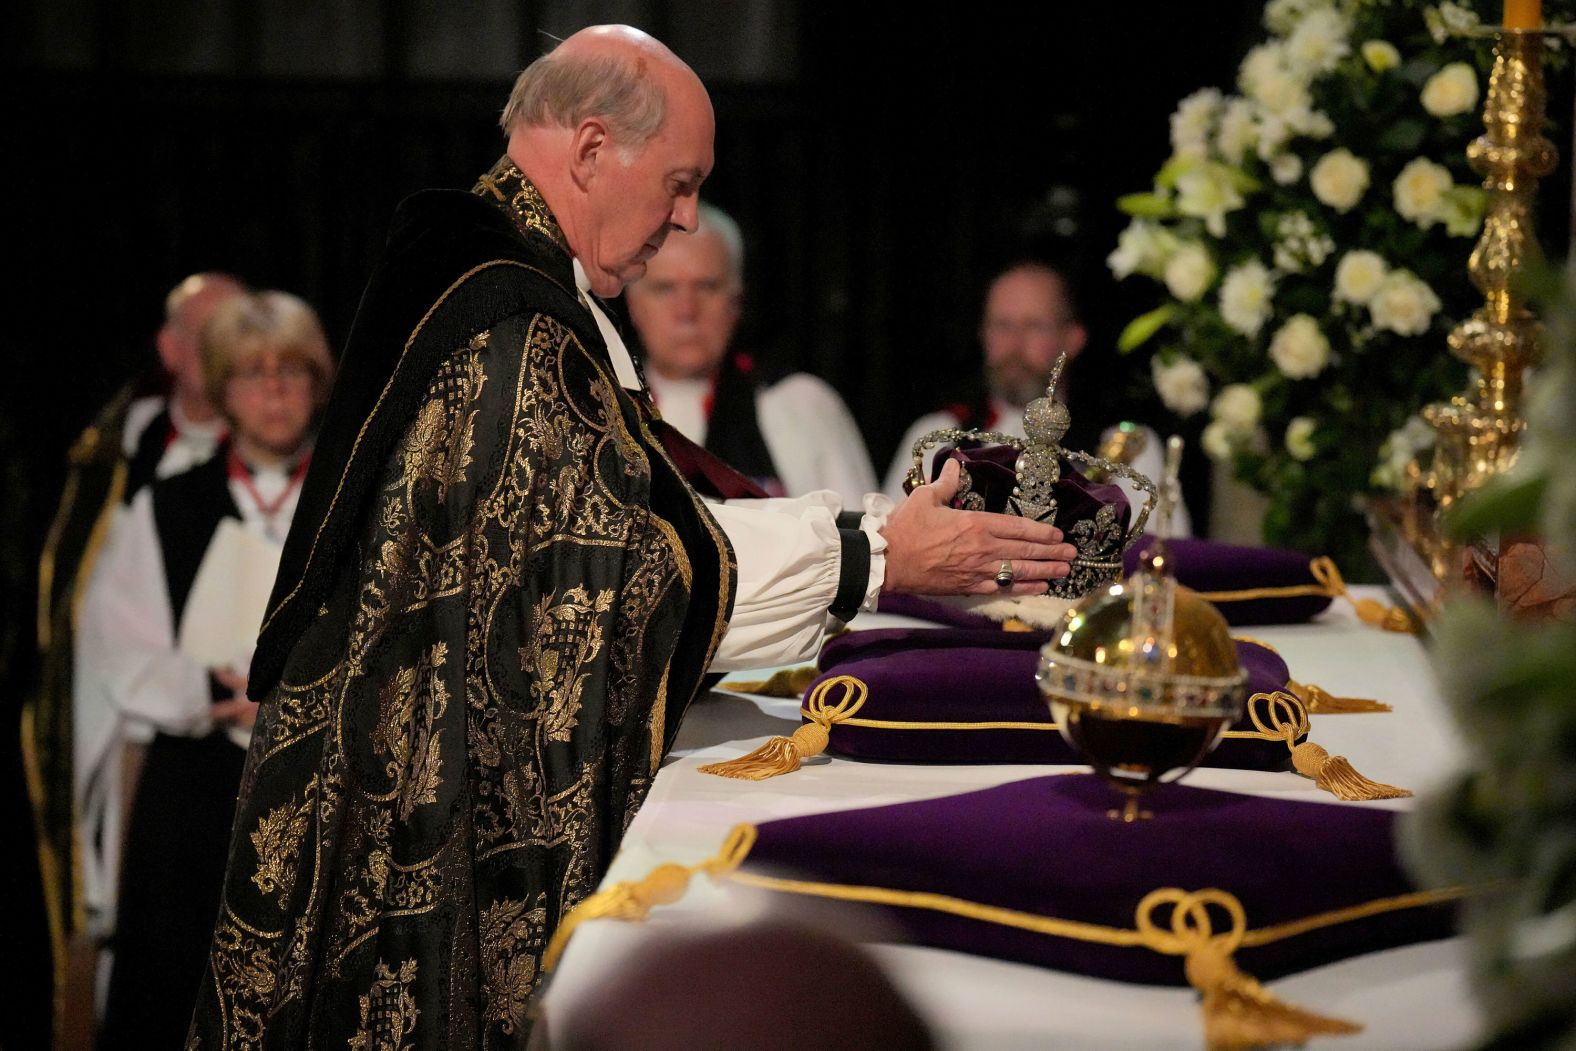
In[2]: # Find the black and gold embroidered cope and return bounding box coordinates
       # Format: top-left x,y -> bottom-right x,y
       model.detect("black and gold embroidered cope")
188,163 -> 733,1050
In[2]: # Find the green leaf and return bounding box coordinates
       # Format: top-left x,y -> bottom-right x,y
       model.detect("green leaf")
1376,118 -> 1427,153
1443,474 -> 1548,539
1116,192 -> 1175,219
1154,155 -> 1195,190
1117,305 -> 1176,354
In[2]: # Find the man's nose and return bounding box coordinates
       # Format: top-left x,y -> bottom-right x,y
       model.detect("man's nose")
673,285 -> 700,318
670,194 -> 699,234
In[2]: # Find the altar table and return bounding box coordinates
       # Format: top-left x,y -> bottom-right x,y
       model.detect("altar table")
543,588 -> 1483,1050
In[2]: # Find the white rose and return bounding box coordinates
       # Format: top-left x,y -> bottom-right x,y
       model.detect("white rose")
1393,157 -> 1454,227
1152,355 -> 1210,417
1287,106 -> 1335,139
1255,112 -> 1292,161
1308,148 -> 1370,212
1362,40 -> 1401,72
1369,270 -> 1443,336
1253,66 -> 1313,116
1264,0 -> 1323,35
1421,62 -> 1479,117
1201,420 -> 1238,461
1214,98 -> 1259,164
1268,314 -> 1332,378
1284,7 -> 1351,77
1333,250 -> 1389,304
1163,242 -> 1216,302
1284,416 -> 1318,460
1219,261 -> 1276,337
1211,383 -> 1263,429
1175,164 -> 1245,238
1171,88 -> 1224,159
1239,43 -> 1287,97
1426,2 -> 1480,45
1107,219 -> 1174,280
1270,151 -> 1304,185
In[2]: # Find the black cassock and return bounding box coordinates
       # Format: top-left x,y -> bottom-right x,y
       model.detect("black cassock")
188,160 -> 734,1049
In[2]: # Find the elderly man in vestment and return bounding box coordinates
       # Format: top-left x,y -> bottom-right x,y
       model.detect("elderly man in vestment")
625,202 -> 879,503
188,26 -> 1075,1048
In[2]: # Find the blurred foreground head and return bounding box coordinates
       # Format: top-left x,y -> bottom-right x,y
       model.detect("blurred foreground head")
547,918 -> 935,1050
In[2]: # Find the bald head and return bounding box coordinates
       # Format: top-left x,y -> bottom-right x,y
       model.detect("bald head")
504,26 -> 715,298
158,272 -> 248,419
501,26 -> 687,146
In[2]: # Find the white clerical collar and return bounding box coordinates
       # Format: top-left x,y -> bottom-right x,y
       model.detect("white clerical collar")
572,258 -> 643,392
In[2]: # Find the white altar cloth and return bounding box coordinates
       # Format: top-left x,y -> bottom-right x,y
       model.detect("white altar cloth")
544,588 -> 1484,1050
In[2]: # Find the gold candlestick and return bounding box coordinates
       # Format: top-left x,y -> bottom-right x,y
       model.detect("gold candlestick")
1369,23 -> 1570,622
1424,28 -> 1556,511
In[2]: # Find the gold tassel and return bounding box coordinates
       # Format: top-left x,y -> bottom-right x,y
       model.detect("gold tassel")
1137,888 -> 1362,1051
1246,693 -> 1412,801
1309,558 -> 1419,633
720,665 -> 819,698
697,676 -> 868,780
543,825 -> 757,971
1002,618 -> 1035,632
1290,742 -> 1412,801
1288,679 -> 1392,715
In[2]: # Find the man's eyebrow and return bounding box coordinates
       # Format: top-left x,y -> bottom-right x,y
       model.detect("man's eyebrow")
668,168 -> 707,183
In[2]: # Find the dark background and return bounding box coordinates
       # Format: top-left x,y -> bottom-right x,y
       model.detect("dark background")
2,2 -> 1267,1044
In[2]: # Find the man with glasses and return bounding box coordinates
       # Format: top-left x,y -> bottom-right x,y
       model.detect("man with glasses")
882,261 -> 1186,533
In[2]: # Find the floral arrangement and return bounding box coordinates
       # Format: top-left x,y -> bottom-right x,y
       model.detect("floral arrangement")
1107,0 -> 1568,568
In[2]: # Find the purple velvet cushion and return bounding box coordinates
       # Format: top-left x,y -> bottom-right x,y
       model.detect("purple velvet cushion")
810,629 -> 1295,768
1123,537 -> 1333,625
744,774 -> 1455,984
934,446 -> 1132,544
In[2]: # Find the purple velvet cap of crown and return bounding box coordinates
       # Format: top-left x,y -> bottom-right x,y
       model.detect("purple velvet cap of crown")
743,774 -> 1454,984
1122,537 -> 1334,625
934,446 -> 1132,548
810,628 -> 1294,768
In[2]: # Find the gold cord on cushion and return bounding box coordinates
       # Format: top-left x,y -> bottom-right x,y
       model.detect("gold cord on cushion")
1287,679 -> 1392,714
552,823 -> 1468,1049
1201,560 -> 1416,634
1135,888 -> 1361,1050
720,665 -> 819,698
697,676 -> 868,780
1308,558 -> 1418,633
542,824 -> 757,971
1234,637 -> 1391,713
1246,693 -> 1412,801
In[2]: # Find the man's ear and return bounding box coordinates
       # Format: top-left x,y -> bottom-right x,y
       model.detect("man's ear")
154,323 -> 181,374
569,117 -> 611,190
1063,321 -> 1089,361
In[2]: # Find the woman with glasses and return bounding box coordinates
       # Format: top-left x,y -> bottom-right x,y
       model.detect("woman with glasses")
81,290 -> 334,1048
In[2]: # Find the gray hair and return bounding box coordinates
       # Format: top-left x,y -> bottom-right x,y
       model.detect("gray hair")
499,47 -> 667,147
696,202 -> 745,289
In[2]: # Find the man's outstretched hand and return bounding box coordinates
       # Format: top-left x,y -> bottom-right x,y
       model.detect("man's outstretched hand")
879,458 -> 1078,596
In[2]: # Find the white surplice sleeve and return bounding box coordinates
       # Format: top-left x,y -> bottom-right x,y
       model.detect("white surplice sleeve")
76,488 -> 214,736
707,491 -> 891,672
756,374 -> 880,506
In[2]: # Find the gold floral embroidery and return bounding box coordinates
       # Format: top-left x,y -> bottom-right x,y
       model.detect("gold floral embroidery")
519,586 -> 614,742
347,959 -> 420,1051
372,642 -> 450,819
473,157 -> 569,252
479,895 -> 548,1035
248,780 -> 315,900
